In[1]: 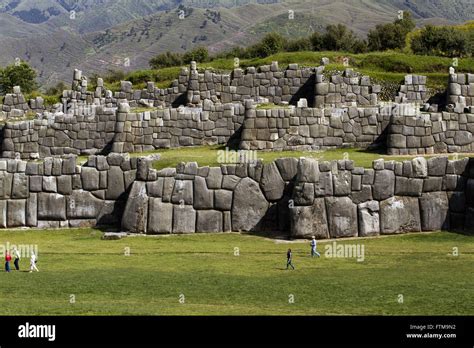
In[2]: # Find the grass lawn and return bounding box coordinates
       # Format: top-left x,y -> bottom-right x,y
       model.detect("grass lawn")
143,145 -> 469,171
0,229 -> 472,315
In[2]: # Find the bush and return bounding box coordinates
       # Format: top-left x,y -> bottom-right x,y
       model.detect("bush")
0,61 -> 37,94
322,24 -> 360,52
248,32 -> 287,58
411,25 -> 468,57
149,51 -> 183,69
285,37 -> 312,52
368,12 -> 415,51
182,46 -> 209,64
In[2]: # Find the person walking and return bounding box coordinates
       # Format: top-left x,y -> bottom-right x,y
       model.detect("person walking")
29,252 -> 39,273
286,248 -> 295,270
310,236 -> 320,258
12,247 -> 21,271
5,251 -> 12,272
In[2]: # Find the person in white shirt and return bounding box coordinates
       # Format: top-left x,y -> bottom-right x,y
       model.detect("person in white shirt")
12,247 -> 20,271
310,236 -> 320,258
29,252 -> 39,272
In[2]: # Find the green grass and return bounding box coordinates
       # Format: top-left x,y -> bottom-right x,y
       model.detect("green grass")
146,145 -> 468,171
0,229 -> 471,315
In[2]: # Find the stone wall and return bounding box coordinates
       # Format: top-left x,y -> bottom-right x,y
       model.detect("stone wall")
2,106 -> 117,159
447,73 -> 474,107
0,153 -> 136,229
111,101 -> 245,153
314,68 -> 381,108
395,75 -> 428,103
239,102 -> 390,151
121,156 -> 474,236
387,111 -> 474,155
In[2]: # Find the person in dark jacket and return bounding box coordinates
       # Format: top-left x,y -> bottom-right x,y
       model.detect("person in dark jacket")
286,248 -> 295,270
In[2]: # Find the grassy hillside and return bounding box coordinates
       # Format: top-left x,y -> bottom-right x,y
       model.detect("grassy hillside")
0,229 -> 471,315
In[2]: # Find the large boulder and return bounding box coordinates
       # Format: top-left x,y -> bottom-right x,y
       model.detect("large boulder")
275,158 -> 298,181
290,198 -> 329,239
121,182 -> 148,233
325,197 -> 358,238
7,199 -> 26,227
67,190 -> 103,219
193,176 -> 214,209
232,177 -> 269,231
196,210 -> 222,233
358,200 -> 380,237
373,170 -> 395,200
37,193 -> 66,221
147,197 -> 173,234
296,158 -> 319,183
419,192 -> 449,231
172,205 -> 196,233
333,171 -> 351,196
260,162 -> 285,201
105,166 -> 125,200
380,196 -> 421,234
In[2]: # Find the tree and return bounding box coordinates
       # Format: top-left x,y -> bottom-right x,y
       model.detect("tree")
248,32 -> 286,58
368,11 -> 416,51
411,25 -> 468,57
0,61 -> 37,94
182,46 -> 209,64
322,24 -> 358,52
149,51 -> 183,69
285,37 -> 312,52
309,32 -> 323,51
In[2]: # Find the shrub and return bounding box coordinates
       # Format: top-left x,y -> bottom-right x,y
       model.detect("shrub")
149,51 -> 183,69
411,25 -> 468,57
0,61 -> 37,94
182,46 -> 209,64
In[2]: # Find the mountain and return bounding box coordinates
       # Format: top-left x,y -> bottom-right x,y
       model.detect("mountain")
0,0 -> 472,88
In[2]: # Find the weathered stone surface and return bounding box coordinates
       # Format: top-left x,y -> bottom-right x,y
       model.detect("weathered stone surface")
314,172 -> 333,197
260,162 -> 285,201
290,198 -> 329,239
395,177 -> 423,196
427,156 -> 448,176
293,183 -> 314,205
57,176 -> 72,195
101,232 -> 128,240
325,197 -> 358,238
296,158 -> 319,183
333,171 -> 351,196
27,193 -> 37,227
275,158 -> 298,181
7,199 -> 26,227
81,167 -> 100,190
358,200 -> 379,237
0,200 -> 6,228
12,173 -> 28,198
419,192 -> 449,231
38,192 -> 66,220
147,197 -> 173,234
412,157 -> 428,178
0,171 -> 13,198
214,189 -> 233,210
232,177 -> 268,231
67,190 -> 103,219
172,205 -> 196,233
106,166 -> 125,200
206,167 -> 223,189
193,176 -> 213,209
380,196 -> 421,234
171,180 -> 193,205
196,210 -> 222,232
121,182 -> 148,233
43,176 -> 57,192
373,170 -> 395,200
350,184 -> 372,203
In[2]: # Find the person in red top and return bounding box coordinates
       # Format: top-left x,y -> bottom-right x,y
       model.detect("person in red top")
5,251 -> 12,272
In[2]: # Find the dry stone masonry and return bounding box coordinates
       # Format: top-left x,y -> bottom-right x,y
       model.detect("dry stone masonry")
121,156 -> 474,236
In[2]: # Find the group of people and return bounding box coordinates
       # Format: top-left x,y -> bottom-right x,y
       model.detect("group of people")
4,248 -> 39,273
286,236 -> 320,270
